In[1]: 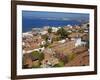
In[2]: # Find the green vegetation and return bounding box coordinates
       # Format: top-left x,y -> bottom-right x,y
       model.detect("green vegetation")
78,29 -> 84,33
31,51 -> 44,61
40,44 -> 44,48
32,60 -> 41,68
48,28 -> 52,33
52,36 -> 61,41
53,60 -> 65,67
57,27 -> 69,39
48,45 -> 52,48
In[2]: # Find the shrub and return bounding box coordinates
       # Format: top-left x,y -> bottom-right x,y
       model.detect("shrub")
53,36 -> 61,41
31,51 -> 44,61
39,52 -> 44,61
53,60 -> 65,67
57,27 -> 69,39
48,45 -> 52,48
40,44 -> 44,48
32,60 -> 41,68
78,29 -> 84,33
48,28 -> 52,33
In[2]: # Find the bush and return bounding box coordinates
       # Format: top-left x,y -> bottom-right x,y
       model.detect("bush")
32,60 -> 41,68
39,52 -> 44,61
31,51 -> 44,61
57,27 -> 69,39
48,45 -> 52,48
48,28 -> 52,33
40,44 -> 44,48
53,60 -> 65,67
53,36 -> 61,41
78,29 -> 84,33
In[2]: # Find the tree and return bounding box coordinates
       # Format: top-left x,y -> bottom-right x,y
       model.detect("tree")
48,28 -> 52,34
57,27 -> 69,39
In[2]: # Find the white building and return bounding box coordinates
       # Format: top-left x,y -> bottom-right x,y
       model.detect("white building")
23,32 -> 33,37
84,30 -> 88,33
40,31 -> 48,35
75,37 -> 87,47
58,39 -> 66,43
67,24 -> 72,28
52,27 -> 59,32
75,37 -> 82,47
69,33 -> 87,47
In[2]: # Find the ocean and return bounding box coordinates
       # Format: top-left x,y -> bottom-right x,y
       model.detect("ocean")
22,18 -> 81,32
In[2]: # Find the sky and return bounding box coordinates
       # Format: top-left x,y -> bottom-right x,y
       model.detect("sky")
22,10 -> 89,21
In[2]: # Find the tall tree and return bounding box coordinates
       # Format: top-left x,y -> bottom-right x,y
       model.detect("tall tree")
48,28 -> 52,34
57,27 -> 68,39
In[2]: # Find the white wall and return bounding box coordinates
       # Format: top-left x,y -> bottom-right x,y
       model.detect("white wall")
0,0 -> 99,80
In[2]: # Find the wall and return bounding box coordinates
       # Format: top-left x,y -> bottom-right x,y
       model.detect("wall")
0,0 -> 99,80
